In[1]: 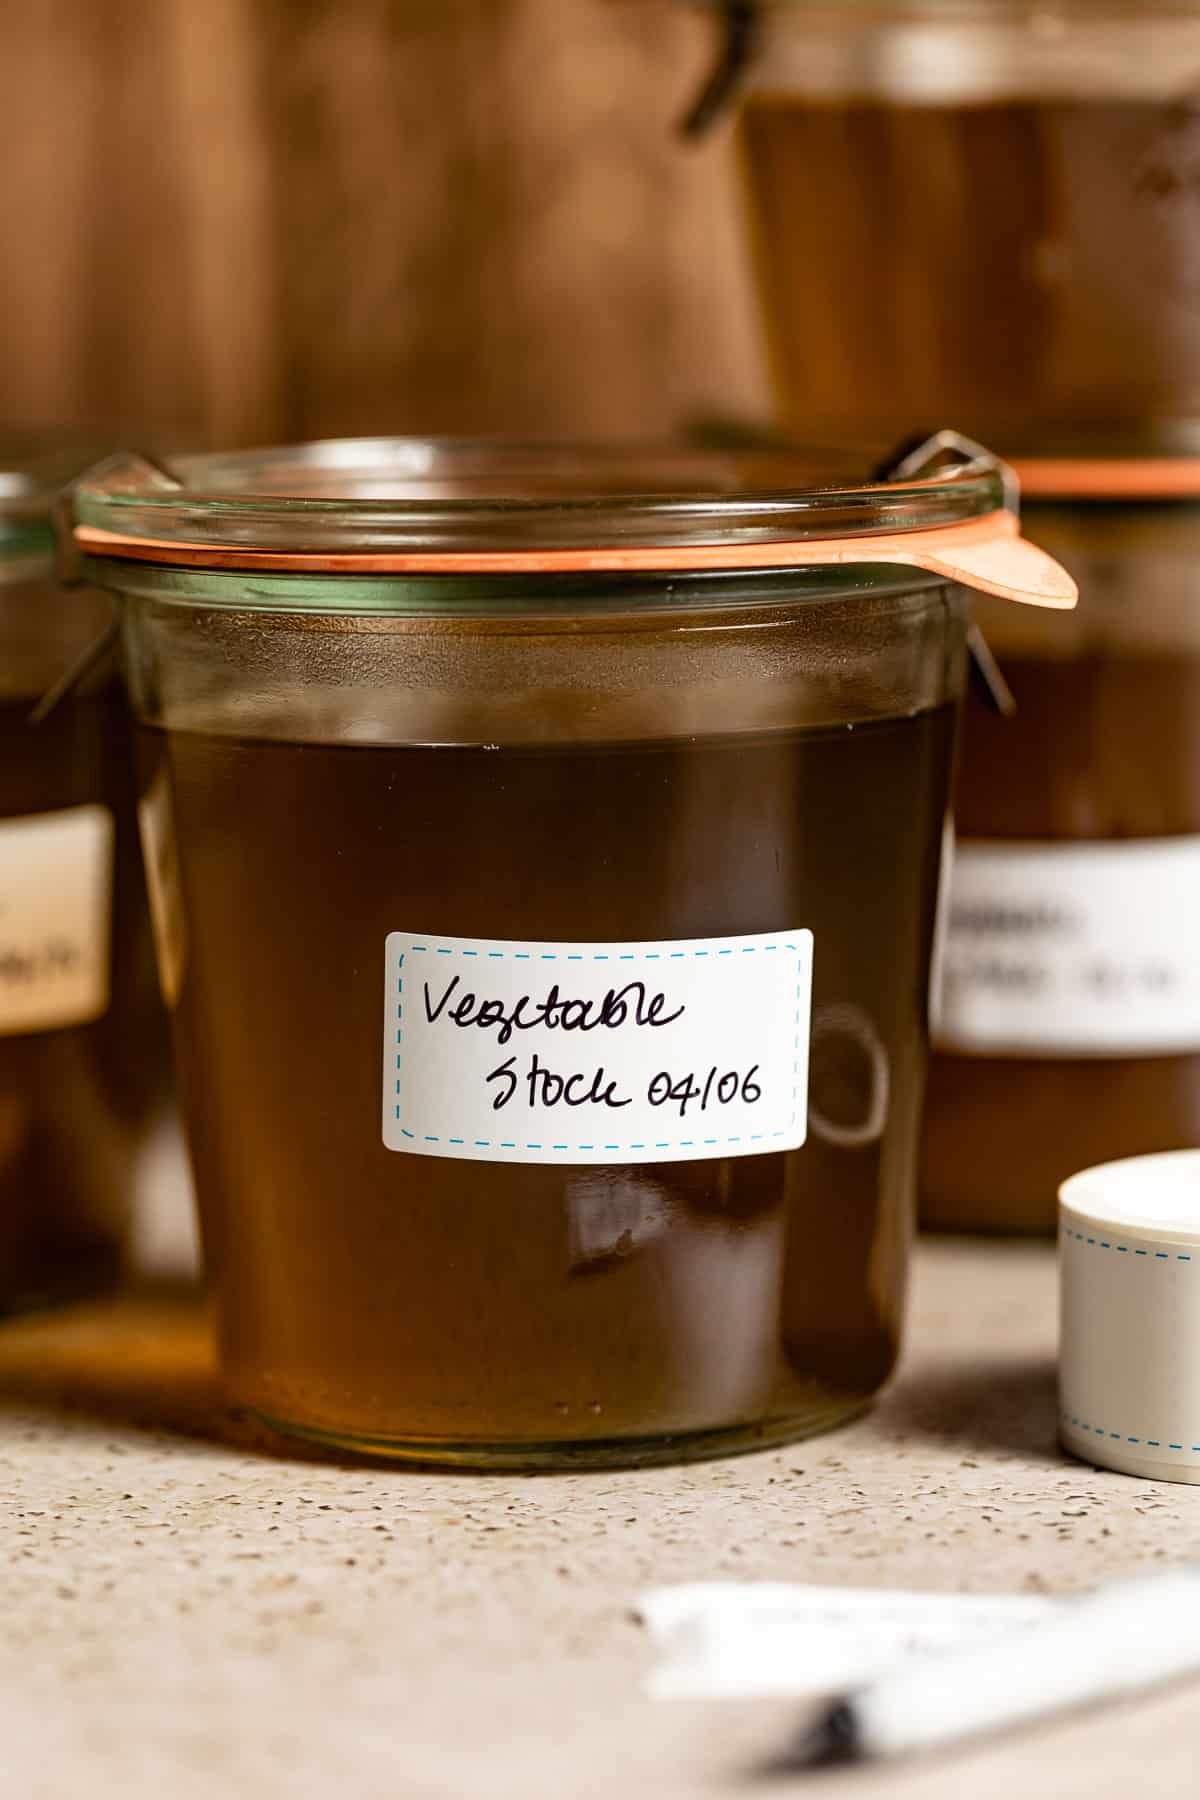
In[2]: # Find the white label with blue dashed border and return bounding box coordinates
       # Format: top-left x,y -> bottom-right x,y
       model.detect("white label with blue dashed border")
382,929 -> 812,1164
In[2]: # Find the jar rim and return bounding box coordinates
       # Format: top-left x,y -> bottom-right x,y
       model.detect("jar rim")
68,438 -> 1077,611
72,436 -> 1005,559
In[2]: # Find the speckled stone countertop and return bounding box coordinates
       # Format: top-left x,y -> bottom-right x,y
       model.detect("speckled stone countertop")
1,1237 -> 1197,1798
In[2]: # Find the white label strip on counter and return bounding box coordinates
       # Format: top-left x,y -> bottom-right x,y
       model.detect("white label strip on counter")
0,803 -> 114,1036
638,1583 -> 1057,1700
932,837 -> 1200,1057
382,928 -> 812,1164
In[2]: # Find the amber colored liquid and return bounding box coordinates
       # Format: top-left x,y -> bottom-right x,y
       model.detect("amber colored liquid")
921,654 -> 1200,1234
0,689 -> 165,1308
741,99 -> 1200,435
151,707 -> 952,1462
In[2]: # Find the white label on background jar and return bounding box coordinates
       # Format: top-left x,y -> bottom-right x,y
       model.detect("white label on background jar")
0,804 -> 113,1036
932,837 -> 1200,1057
382,929 -> 812,1164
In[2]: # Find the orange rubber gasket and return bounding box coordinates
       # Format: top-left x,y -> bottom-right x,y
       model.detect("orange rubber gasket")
1015,458 -> 1200,500
73,509 -> 1077,608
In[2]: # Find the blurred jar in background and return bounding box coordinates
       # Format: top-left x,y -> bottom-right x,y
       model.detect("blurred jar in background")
923,436 -> 1200,1232
734,1 -> 1200,438
0,442 -> 165,1308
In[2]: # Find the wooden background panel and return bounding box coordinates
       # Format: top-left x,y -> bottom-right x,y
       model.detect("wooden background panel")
0,0 -> 766,449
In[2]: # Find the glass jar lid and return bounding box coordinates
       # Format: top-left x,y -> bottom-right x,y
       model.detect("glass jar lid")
69,437 -> 1074,608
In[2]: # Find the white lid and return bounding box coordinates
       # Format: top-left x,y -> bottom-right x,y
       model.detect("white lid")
1060,1149 -> 1200,1247
1059,1149 -> 1200,1485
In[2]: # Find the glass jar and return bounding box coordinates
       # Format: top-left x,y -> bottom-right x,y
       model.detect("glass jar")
69,439 -> 1071,1465
732,1 -> 1200,438
923,438 -> 1200,1232
0,442 -> 166,1309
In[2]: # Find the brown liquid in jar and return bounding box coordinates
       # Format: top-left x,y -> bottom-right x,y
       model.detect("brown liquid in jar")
741,99 -> 1200,434
921,652 -> 1200,1233
148,704 -> 952,1461
0,687 -> 164,1308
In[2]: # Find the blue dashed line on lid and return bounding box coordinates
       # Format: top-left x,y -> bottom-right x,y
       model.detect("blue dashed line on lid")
1064,1230 -> 1195,1263
1063,1414 -> 1200,1457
